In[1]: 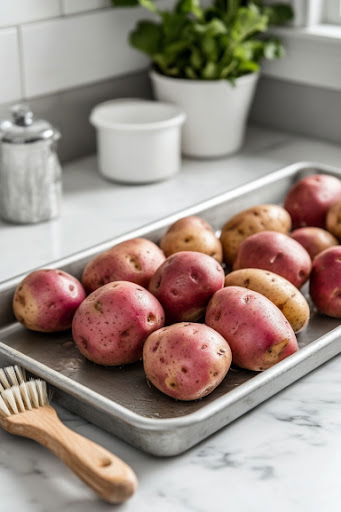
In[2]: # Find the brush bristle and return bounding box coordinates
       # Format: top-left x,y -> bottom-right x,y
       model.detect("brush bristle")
0,379 -> 48,417
0,365 -> 26,392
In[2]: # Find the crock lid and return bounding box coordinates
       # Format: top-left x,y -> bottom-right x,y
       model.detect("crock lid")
0,104 -> 60,144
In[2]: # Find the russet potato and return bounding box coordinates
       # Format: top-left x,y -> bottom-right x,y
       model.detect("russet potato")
160,215 -> 223,262
220,204 -> 291,265
326,200 -> 341,240
224,268 -> 310,332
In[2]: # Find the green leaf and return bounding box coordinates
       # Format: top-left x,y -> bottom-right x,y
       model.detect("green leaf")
190,47 -> 203,70
233,39 -> 263,61
213,0 -> 240,23
175,0 -> 204,19
201,35 -> 218,61
265,4 -> 294,25
153,54 -> 174,74
129,21 -> 162,55
237,59 -> 259,72
161,12 -> 189,41
263,38 -> 285,59
126,0 -> 291,80
138,0 -> 159,14
193,18 -> 227,36
201,61 -> 218,78
219,60 -> 237,78
231,5 -> 268,42
185,66 -> 198,78
163,40 -> 190,57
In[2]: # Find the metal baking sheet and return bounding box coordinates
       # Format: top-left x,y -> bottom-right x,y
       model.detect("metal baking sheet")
0,161 -> 340,456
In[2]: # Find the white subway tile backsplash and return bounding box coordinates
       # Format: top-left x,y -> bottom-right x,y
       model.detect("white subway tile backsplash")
0,28 -> 21,103
21,8 -> 149,98
0,0 -> 60,28
61,0 -> 110,15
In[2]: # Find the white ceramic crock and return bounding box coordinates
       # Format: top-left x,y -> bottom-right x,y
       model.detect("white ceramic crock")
90,99 -> 186,183
150,71 -> 259,158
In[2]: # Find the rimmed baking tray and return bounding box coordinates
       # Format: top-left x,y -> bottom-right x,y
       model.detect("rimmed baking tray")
0,161 -> 340,456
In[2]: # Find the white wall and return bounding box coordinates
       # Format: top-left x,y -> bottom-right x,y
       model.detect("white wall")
0,0 -> 159,104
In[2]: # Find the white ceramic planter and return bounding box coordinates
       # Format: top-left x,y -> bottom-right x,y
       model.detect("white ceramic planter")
150,70 -> 259,158
90,99 -> 185,183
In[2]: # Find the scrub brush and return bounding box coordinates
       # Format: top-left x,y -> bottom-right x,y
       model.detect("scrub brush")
0,365 -> 137,503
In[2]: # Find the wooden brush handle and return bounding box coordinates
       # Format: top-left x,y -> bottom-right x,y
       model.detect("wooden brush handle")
6,406 -> 137,503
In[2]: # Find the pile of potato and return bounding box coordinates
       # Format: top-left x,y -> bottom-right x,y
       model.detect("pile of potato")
12,173 -> 341,402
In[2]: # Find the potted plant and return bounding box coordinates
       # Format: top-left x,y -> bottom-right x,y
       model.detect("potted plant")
116,0 -> 293,157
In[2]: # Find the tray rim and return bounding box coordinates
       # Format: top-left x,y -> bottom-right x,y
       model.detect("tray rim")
1,159 -> 341,435
0,325 -> 340,432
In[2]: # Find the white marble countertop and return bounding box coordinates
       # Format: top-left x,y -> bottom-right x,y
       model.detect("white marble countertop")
0,124 -> 341,512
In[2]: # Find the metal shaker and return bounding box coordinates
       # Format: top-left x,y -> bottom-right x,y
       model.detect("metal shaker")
0,105 -> 62,224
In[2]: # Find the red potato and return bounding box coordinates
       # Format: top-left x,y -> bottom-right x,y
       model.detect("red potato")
72,281 -> 165,366
284,174 -> 341,229
234,231 -> 311,288
13,269 -> 86,332
149,251 -> 225,323
143,323 -> 232,400
82,238 -> 165,293
309,246 -> 341,318
291,227 -> 338,260
205,286 -> 298,371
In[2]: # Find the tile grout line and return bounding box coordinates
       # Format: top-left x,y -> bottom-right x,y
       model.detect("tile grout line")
59,0 -> 65,17
16,25 -> 25,100
21,66 -> 149,103
0,7 -> 113,30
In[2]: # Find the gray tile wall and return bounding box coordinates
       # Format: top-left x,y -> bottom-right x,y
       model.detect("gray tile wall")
0,71 -> 152,163
250,76 -> 341,146
1,72 -> 340,164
